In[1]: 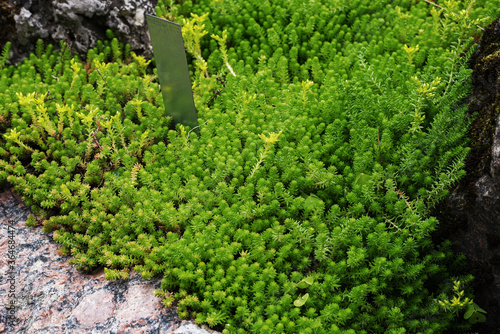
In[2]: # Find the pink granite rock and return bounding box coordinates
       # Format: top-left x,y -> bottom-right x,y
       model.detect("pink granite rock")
0,189 -> 219,334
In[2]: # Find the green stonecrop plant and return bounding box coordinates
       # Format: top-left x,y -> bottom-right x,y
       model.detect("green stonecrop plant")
1,0 -> 500,333
0,41 -> 11,71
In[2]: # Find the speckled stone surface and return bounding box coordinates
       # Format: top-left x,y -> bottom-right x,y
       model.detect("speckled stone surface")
0,189 -> 220,334
6,0 -> 158,65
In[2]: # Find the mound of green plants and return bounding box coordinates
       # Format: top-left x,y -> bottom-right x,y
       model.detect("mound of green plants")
1,0 -> 499,332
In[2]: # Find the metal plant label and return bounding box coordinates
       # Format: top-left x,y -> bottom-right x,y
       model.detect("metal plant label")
146,14 -> 197,130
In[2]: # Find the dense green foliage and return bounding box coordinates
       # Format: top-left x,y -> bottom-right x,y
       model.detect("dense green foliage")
1,0 -> 500,332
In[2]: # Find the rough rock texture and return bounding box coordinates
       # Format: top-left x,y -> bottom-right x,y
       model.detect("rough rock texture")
0,188 -> 220,334
1,0 -> 158,65
436,17 -> 500,334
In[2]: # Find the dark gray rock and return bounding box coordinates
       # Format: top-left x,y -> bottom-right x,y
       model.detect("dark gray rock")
436,17 -> 500,334
3,0 -> 158,65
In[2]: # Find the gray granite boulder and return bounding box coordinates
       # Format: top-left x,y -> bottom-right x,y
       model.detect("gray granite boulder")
2,0 -> 158,64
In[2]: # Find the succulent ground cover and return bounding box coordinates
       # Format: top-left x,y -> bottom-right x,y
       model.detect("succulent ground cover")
1,0 -> 500,332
